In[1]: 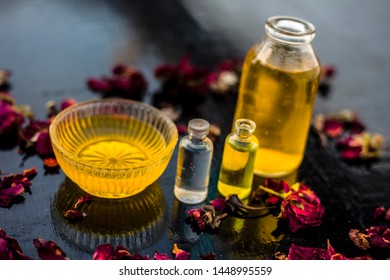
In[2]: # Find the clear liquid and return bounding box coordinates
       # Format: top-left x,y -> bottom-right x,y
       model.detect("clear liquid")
233,47 -> 320,177
174,137 -> 213,204
217,136 -> 257,199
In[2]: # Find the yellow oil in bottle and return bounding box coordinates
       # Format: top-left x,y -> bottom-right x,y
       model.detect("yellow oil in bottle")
233,47 -> 320,177
218,119 -> 258,199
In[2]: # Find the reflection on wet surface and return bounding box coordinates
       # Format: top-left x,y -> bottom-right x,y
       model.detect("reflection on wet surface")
51,177 -> 167,253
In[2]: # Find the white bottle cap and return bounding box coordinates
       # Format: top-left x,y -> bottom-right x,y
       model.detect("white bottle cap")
188,118 -> 210,137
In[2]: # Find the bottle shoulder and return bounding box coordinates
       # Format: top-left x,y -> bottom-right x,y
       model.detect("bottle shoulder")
179,136 -> 213,151
226,133 -> 258,151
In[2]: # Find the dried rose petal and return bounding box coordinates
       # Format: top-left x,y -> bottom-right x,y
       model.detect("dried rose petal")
0,101 -> 25,135
200,253 -> 217,260
74,194 -> 94,209
130,253 -> 151,260
373,206 -> 386,219
87,78 -> 111,92
64,209 -> 86,222
287,243 -> 329,260
43,158 -> 59,168
186,208 -> 206,230
35,131 -> 54,157
112,64 -> 127,76
366,226 -> 390,248
274,252 -> 287,260
349,229 -> 370,250
93,244 -> 115,260
0,228 -> 32,260
114,245 -> 132,259
172,244 -> 190,260
385,209 -> 390,220
176,124 -> 187,135
322,65 -> 336,78
21,167 -> 38,180
323,119 -> 343,138
154,252 -> 171,260
0,183 -> 24,196
60,98 -> 76,111
210,198 -> 226,211
33,238 -> 68,260
339,147 -> 362,161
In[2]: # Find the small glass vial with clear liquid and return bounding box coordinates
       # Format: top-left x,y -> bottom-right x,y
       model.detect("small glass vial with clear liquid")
174,118 -> 213,204
217,119 -> 258,199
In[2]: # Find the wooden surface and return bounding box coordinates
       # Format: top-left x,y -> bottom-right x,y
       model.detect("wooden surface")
1,0 -> 390,260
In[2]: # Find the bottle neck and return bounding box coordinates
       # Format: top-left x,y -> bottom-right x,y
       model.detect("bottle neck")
265,16 -> 315,45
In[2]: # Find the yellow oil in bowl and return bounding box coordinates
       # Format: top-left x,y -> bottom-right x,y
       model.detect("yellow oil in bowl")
50,100 -> 178,198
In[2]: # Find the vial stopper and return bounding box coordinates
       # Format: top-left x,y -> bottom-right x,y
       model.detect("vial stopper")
188,118 -> 210,137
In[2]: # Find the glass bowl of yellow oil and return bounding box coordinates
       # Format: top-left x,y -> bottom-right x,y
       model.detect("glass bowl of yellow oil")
49,99 -> 178,198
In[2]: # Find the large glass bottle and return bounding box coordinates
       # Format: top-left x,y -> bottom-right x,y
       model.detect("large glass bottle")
174,118 -> 213,204
217,119 -> 258,199
233,16 -> 321,177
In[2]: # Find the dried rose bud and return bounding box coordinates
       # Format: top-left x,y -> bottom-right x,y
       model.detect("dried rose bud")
186,208 -> 206,230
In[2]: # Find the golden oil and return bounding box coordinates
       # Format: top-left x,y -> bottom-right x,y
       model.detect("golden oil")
233,47 -> 320,177
218,119 -> 258,199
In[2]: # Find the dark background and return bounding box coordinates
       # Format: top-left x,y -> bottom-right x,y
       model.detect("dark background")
1,0 -> 390,259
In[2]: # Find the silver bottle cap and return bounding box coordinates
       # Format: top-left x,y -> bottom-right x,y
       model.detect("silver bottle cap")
188,118 -> 210,137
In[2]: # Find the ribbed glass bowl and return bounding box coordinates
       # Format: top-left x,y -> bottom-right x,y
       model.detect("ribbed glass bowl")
49,99 -> 178,198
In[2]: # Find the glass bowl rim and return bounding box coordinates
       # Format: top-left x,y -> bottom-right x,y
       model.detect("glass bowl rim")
49,98 -> 178,171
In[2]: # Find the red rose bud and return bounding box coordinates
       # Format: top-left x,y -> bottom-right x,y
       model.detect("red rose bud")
281,188 -> 325,233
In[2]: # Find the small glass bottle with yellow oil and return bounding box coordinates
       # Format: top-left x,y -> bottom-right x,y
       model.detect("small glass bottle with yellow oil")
217,119 -> 258,199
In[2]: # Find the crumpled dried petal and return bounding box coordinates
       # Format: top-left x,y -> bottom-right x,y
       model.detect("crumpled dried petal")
210,198 -> 226,211
33,238 -> 69,260
93,244 -> 115,260
0,167 -> 36,208
373,206 -> 386,219
60,98 -> 76,111
186,208 -> 206,231
199,253 -> 217,260
323,119 -> 344,138
114,245 -> 132,259
366,226 -> 390,248
172,243 -> 190,260
0,100 -> 25,135
64,209 -> 86,222
154,252 -> 171,260
43,158 -> 59,168
385,209 -> 390,220
74,194 -> 94,209
0,228 -> 32,260
348,229 -> 370,250
35,131 -> 54,157
21,167 -> 38,180
87,78 -> 111,92
287,241 -> 348,260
